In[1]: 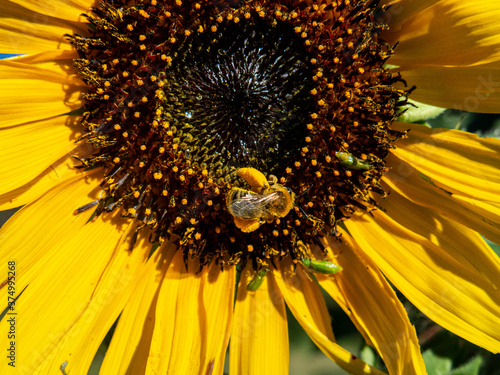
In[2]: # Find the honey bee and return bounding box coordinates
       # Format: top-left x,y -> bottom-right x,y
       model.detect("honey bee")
226,168 -> 295,232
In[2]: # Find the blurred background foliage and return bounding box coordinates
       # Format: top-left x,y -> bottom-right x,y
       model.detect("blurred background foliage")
1,50 -> 499,373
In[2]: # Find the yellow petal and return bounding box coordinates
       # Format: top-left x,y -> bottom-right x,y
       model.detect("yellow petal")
277,261 -> 335,341
0,170 -> 139,373
381,1 -> 500,112
345,206 -> 500,353
147,251 -> 235,374
0,1 -> 88,54
230,267 -> 288,375
385,152 -> 500,245
0,116 -> 80,195
386,0 -> 500,67
0,153 -> 81,210
390,122 -> 500,202
34,222 -> 151,374
394,63 -> 500,113
316,236 -> 426,375
274,263 -> 387,375
11,0 -> 92,22
0,59 -> 84,127
99,244 -> 175,375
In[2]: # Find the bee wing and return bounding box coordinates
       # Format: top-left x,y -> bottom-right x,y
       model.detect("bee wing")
228,192 -> 281,220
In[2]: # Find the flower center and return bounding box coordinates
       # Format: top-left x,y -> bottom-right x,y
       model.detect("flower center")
163,18 -> 313,176
68,0 -> 412,269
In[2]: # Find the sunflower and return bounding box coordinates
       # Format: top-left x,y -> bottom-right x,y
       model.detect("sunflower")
1,0 -> 500,374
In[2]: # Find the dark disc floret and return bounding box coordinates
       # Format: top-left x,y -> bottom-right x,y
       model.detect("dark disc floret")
67,0 -> 412,269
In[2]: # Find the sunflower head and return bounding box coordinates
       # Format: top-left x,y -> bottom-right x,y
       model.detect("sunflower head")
67,0 -> 412,270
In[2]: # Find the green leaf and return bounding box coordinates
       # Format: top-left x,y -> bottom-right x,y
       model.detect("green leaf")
359,345 -> 376,366
423,350 -> 452,375
448,356 -> 482,375
485,238 -> 500,257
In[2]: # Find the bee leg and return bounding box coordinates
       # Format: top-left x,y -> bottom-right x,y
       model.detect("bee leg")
233,217 -> 262,233
268,174 -> 278,185
237,167 -> 268,193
